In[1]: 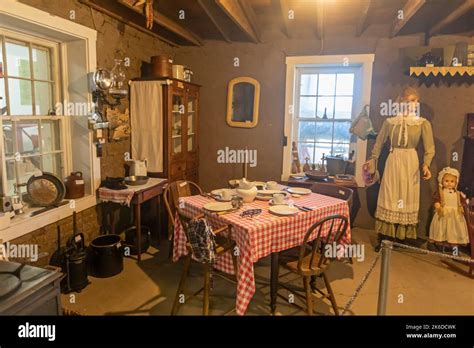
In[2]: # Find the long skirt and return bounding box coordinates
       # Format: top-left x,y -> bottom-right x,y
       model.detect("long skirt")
375,148 -> 419,239
429,191 -> 469,245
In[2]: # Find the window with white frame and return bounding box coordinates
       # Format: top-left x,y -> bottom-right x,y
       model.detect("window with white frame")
294,67 -> 359,166
283,55 -> 374,186
0,29 -> 65,196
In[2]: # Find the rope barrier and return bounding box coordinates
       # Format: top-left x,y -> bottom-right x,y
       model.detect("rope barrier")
341,249 -> 381,315
391,241 -> 474,263
340,241 -> 473,315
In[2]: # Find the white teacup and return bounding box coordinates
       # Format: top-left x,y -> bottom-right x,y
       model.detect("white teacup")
273,193 -> 285,205
266,181 -> 279,190
220,189 -> 233,201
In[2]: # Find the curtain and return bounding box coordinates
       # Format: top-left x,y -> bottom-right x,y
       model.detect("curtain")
130,81 -> 164,173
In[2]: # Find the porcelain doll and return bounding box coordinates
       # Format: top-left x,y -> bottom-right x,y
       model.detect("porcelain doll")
429,167 -> 469,247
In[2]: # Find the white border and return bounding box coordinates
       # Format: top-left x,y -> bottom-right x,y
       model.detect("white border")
282,54 -> 375,187
0,0 -> 99,241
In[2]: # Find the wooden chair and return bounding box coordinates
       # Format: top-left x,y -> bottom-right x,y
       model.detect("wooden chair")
171,211 -> 238,315
464,199 -> 474,277
311,183 -> 354,264
276,215 -> 349,316
164,180 -> 203,256
310,183 -> 354,215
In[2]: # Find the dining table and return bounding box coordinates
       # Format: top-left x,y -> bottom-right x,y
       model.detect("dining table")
173,187 -> 351,315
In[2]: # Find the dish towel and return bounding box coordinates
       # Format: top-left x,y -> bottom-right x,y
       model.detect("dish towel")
130,81 -> 165,173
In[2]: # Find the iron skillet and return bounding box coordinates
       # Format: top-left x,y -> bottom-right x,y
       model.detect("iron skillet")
27,172 -> 66,207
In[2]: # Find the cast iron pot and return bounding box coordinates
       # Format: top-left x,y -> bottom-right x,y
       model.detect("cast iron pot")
124,226 -> 151,256
88,235 -> 124,278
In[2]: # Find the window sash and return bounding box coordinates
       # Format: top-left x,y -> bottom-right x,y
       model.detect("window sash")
293,67 -> 358,161
0,28 -> 66,196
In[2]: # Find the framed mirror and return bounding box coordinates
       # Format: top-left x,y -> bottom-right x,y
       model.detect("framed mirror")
226,77 -> 260,128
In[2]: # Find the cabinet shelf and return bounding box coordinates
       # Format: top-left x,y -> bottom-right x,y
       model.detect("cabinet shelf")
410,66 -> 474,77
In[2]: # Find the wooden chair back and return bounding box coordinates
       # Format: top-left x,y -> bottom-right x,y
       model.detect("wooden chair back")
164,180 -> 203,228
310,183 -> 353,208
297,215 -> 349,272
176,210 -> 194,247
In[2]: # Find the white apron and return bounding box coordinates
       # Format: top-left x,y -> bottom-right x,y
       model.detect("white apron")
429,190 -> 469,244
375,148 -> 420,225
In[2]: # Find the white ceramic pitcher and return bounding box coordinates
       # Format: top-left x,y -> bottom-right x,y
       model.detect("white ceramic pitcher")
128,159 -> 147,177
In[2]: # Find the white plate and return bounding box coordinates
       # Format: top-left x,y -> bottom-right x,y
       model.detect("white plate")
203,202 -> 234,212
257,190 -> 287,196
269,199 -> 288,206
256,190 -> 288,201
269,205 -> 299,216
286,187 -> 312,195
210,189 -> 237,201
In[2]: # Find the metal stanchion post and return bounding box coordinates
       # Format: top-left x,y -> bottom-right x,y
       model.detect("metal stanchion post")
377,240 -> 393,315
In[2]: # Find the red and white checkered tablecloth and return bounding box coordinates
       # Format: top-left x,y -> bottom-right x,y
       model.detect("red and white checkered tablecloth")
173,193 -> 351,315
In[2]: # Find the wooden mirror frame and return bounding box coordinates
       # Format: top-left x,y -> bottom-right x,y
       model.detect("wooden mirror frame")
226,77 -> 260,128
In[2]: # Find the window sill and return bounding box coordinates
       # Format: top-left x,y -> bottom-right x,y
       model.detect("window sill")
0,195 -> 98,243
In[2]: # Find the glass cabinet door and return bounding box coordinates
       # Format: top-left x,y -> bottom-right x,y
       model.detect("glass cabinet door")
171,94 -> 184,156
186,95 -> 197,153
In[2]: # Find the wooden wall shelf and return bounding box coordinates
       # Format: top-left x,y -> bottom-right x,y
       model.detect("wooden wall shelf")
410,66 -> 474,77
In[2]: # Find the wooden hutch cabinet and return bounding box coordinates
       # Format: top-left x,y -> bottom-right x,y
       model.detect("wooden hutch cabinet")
166,79 -> 200,183
130,78 -> 200,183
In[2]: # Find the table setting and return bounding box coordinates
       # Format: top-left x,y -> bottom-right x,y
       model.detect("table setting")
173,178 -> 351,315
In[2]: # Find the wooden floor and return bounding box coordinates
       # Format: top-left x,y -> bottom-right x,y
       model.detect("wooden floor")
62,228 -> 474,316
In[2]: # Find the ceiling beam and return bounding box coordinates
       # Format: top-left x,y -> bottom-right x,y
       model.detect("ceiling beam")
429,0 -> 474,36
356,0 -> 373,37
79,0 -> 178,46
119,0 -> 204,46
215,0 -> 260,43
314,0 -> 324,40
390,0 -> 426,37
276,0 -> 292,38
238,0 -> 261,40
197,0 -> 232,42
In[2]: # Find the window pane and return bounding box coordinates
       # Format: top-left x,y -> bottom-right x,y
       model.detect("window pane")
16,121 -> 40,156
43,153 -> 63,176
333,143 -> 350,157
6,41 -> 31,78
6,160 -> 16,196
315,122 -> 333,142
299,97 -> 316,118
316,97 -> 334,119
315,143 -> 332,164
32,47 -> 51,81
333,122 -> 352,142
298,143 -> 315,165
7,156 -> 42,196
0,78 -> 6,115
300,74 -> 317,95
41,120 -> 61,152
318,74 -> 336,95
8,78 -> 33,115
298,121 -> 316,142
336,74 -> 354,95
0,41 -> 3,69
3,120 -> 14,157
34,81 -> 53,115
334,97 -> 353,119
